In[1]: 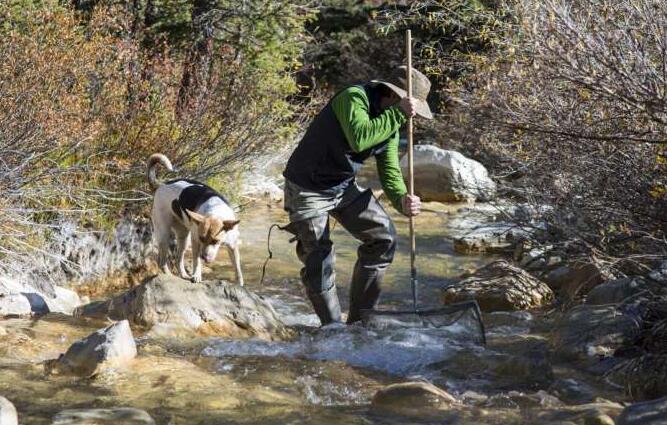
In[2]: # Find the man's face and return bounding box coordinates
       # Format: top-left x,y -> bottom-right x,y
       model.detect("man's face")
379,91 -> 400,110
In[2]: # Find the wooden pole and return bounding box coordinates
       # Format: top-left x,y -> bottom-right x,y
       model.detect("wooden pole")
406,29 -> 418,311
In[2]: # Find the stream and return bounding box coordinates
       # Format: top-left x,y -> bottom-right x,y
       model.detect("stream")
0,171 -> 626,424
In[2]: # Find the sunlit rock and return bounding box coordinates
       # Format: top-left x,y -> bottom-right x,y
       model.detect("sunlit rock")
48,320 -> 137,377
74,275 -> 289,340
443,261 -> 554,311
399,145 -> 496,202
0,276 -> 81,317
372,381 -> 457,415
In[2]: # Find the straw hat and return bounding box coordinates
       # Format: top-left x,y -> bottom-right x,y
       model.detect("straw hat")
372,66 -> 433,119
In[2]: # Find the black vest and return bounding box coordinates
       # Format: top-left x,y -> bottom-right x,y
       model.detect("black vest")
283,84 -> 390,191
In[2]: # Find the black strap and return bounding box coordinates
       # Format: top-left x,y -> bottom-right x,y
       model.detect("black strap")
259,223 -> 294,285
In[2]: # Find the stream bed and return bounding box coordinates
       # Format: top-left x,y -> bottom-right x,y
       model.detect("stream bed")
0,184 -> 627,424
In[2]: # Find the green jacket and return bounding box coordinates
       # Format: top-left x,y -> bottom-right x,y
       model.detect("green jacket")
331,86 -> 408,211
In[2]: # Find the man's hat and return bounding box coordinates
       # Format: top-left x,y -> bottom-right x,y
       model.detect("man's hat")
372,66 -> 433,119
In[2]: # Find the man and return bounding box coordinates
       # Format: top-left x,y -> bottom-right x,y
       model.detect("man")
283,66 -> 433,325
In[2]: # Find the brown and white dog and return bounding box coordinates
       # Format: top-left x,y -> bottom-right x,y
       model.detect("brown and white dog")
147,154 -> 243,285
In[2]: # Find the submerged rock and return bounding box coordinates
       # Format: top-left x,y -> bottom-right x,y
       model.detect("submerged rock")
74,275 -> 288,340
0,397 -> 17,425
438,334 -> 553,391
617,396 -> 667,425
52,407 -> 155,425
443,261 -> 554,312
552,305 -> 639,368
399,145 -> 496,202
48,320 -> 137,377
372,381 -> 457,415
0,276 -> 81,317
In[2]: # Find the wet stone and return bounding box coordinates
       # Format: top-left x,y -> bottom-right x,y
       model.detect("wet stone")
48,320 -> 137,377
52,407 -> 155,425
372,381 -> 457,415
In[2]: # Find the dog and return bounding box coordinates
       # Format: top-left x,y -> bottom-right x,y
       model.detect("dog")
147,153 -> 243,285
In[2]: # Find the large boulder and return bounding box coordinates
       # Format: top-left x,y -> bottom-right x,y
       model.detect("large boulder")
372,381 -> 457,416
551,305 -> 640,367
443,261 -> 554,312
0,276 -> 81,317
74,275 -> 289,340
617,396 -> 667,425
52,408 -> 155,425
48,320 -> 137,377
399,145 -> 496,202
0,397 -> 17,425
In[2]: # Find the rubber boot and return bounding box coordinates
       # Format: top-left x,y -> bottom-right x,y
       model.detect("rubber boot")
347,262 -> 384,324
307,285 -> 342,326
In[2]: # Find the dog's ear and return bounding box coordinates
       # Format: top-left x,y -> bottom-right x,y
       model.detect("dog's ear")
222,220 -> 240,231
186,209 -> 205,224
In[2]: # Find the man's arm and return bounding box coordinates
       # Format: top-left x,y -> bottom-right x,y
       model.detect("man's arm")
332,86 -> 406,153
375,132 -> 408,213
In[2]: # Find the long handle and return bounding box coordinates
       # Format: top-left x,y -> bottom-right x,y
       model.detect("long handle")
406,30 -> 418,312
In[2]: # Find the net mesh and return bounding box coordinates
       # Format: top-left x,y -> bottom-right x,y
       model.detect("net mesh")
361,301 -> 487,345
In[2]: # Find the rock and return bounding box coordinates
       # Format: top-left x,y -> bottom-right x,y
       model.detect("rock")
0,276 -> 81,317
443,261 -> 554,312
74,275 -> 288,340
584,413 -> 616,425
617,396 -> 667,425
372,381 -> 457,414
520,246 -> 552,267
526,257 -> 548,271
399,145 -> 496,202
543,263 -> 609,300
52,407 -> 155,425
549,378 -> 596,404
552,305 -> 639,367
609,354 -> 667,401
454,223 -> 535,254
546,256 -> 564,267
529,401 -> 624,424
586,277 -> 647,305
49,320 -> 137,377
241,179 -> 283,202
0,326 -> 6,337
484,390 -> 563,409
0,397 -> 17,425
648,261 -> 667,284
438,335 -> 553,391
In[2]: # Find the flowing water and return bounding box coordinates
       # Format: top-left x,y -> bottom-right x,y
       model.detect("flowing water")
0,173 -> 625,424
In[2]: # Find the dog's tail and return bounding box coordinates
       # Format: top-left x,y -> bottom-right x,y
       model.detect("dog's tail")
147,153 -> 174,191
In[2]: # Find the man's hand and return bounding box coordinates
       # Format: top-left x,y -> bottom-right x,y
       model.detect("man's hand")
401,194 -> 421,217
399,97 -> 417,118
